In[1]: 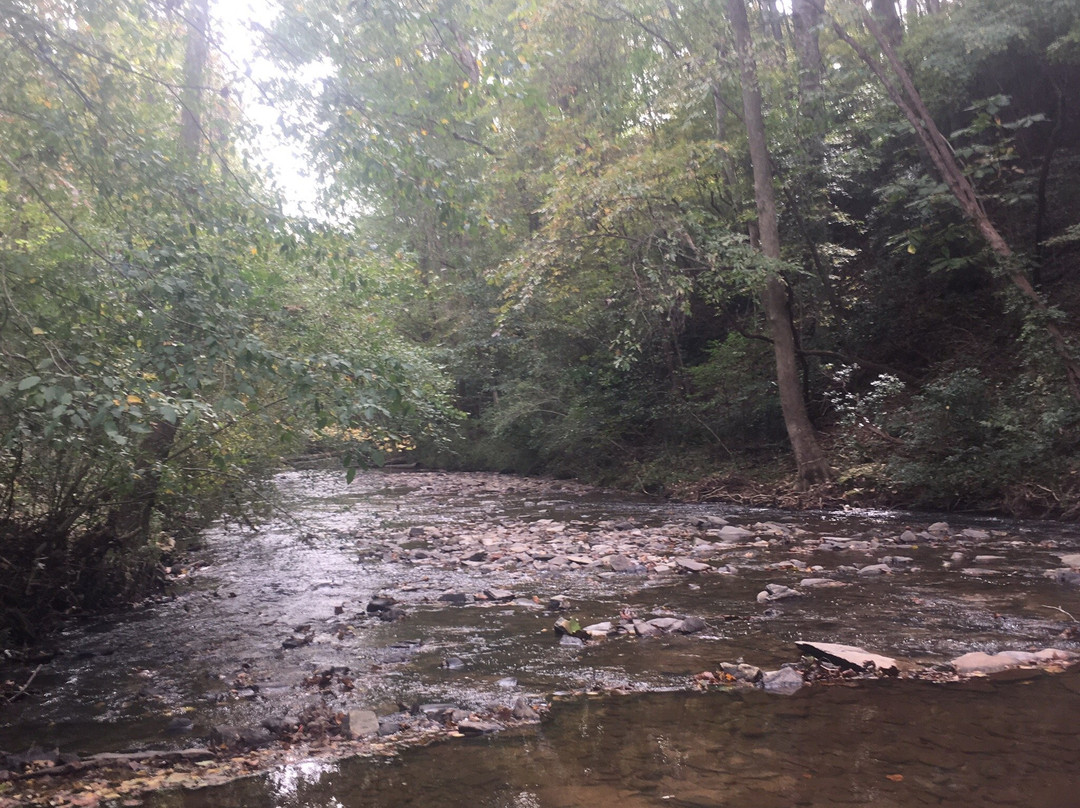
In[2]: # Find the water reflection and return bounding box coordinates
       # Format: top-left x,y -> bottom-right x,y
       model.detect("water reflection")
152,668 -> 1080,808
267,759 -> 340,803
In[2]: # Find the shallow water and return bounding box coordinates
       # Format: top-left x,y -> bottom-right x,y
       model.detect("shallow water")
4,468 -> 1080,805
150,668 -> 1080,808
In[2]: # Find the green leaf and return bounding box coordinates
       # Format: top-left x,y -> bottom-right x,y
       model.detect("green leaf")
18,375 -> 42,391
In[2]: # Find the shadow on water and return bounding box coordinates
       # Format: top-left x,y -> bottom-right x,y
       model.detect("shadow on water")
151,667 -> 1080,808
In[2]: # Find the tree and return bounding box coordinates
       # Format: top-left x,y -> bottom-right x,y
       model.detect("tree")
727,0 -> 831,487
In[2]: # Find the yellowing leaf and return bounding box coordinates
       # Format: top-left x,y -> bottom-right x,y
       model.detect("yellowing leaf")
250,246 -> 258,255
394,56 -> 402,67
126,395 -> 143,404
462,80 -> 470,89
32,326 -> 45,335
907,244 -> 916,254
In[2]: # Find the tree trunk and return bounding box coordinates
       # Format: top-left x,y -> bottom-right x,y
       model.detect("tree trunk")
871,0 -> 904,48
825,0 -> 1080,402
791,0 -> 824,125
728,0 -> 831,488
179,0 -> 209,164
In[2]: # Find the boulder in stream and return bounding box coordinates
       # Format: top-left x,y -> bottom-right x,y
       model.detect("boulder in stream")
795,641 -> 898,673
950,648 -> 1076,676
343,709 -> 380,739
761,666 -> 804,695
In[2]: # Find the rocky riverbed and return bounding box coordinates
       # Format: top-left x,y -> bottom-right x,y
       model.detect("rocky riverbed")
3,469 -> 1080,806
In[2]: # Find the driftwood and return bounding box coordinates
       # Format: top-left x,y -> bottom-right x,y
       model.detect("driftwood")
7,747 -> 215,781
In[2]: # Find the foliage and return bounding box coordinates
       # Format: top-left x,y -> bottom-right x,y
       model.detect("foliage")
0,0 -> 458,640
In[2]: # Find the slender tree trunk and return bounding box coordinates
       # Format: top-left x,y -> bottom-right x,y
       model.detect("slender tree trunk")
179,0 -> 209,163
825,0 -> 1080,402
728,0 -> 831,488
791,0 -> 824,129
871,0 -> 904,48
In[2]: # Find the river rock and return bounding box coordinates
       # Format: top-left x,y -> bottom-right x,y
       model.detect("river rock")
634,620 -> 661,637
927,522 -> 950,534
261,716 -> 300,735
717,526 -> 755,540
961,528 -> 991,540
366,596 -> 397,613
438,592 -> 473,605
899,530 -> 919,543
858,563 -> 892,576
1046,569 -> 1080,587
583,621 -> 614,639
799,578 -> 847,589
559,635 -> 585,647
512,697 -> 535,720
211,724 -> 273,749
483,588 -> 515,601
1057,554 -> 1080,568
547,595 -> 571,611
344,709 -> 380,738
796,641 -> 898,673
457,719 -> 503,735
442,657 -> 465,670
647,617 -> 683,632
608,554 -> 644,573
720,662 -> 762,683
761,667 -> 804,694
676,558 -> 710,573
951,648 -> 1076,676
677,616 -> 707,634
757,583 -> 801,603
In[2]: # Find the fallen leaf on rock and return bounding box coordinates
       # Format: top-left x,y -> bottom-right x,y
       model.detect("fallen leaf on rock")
886,774 -> 904,782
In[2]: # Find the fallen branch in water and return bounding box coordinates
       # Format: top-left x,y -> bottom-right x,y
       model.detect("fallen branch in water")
1039,604 -> 1078,622
4,664 -> 41,704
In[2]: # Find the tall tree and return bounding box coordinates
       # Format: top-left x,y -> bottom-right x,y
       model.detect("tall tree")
727,0 -> 831,487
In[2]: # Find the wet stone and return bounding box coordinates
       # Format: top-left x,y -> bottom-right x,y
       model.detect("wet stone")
344,709 -> 380,739
457,720 -> 503,735
858,563 -> 892,576
366,596 -> 397,614
511,697 -> 534,720
678,616 -> 707,634
761,667 -> 804,695
795,641 -> 898,673
559,635 -> 585,647
547,595 -> 571,611
608,554 -> 642,573
675,558 -> 710,573
720,662 -> 762,683
757,584 -> 801,603
800,578 -> 847,589
438,592 -> 473,604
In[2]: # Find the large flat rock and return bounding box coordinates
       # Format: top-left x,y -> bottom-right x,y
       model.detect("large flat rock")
795,641 -> 898,673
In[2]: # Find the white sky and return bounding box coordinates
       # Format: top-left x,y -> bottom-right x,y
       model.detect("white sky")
211,0 -> 324,216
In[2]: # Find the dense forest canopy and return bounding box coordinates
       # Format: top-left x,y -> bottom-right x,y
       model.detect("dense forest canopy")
2,0 -> 1079,639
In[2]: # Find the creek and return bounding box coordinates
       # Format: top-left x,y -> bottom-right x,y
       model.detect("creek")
3,468 -> 1080,806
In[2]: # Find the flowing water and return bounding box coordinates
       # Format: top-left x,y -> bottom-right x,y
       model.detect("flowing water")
4,468 -> 1080,806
